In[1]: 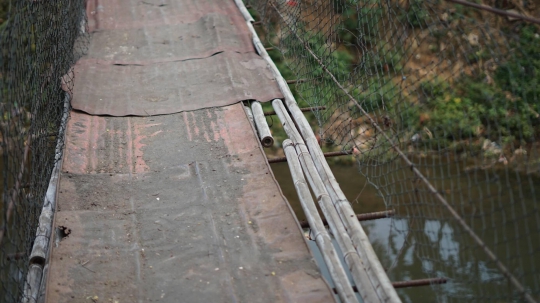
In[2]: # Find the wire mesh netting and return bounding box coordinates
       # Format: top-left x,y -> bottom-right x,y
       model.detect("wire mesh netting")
0,1 -> 88,301
247,0 -> 540,301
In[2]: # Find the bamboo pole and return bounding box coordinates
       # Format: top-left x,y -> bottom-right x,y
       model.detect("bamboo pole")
273,100 -> 380,303
243,105 -> 255,126
392,277 -> 447,289
264,105 -> 326,116
251,101 -> 274,147
29,94 -> 68,263
286,79 -> 307,84
283,139 -> 358,303
233,0 -> 254,22
22,264 -> 43,303
268,149 -> 352,164
36,264 -> 49,303
332,277 -> 448,293
298,210 -> 395,228
28,207 -> 54,265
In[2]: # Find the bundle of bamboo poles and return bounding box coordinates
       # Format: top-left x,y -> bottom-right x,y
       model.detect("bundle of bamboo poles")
233,1 -> 402,302
283,139 -> 358,303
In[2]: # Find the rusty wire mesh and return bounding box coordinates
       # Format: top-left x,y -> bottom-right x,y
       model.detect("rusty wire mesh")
248,0 -> 540,301
0,1 -> 88,301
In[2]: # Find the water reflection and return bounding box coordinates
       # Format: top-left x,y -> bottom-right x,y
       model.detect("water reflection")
270,161 -> 540,302
363,217 -> 513,302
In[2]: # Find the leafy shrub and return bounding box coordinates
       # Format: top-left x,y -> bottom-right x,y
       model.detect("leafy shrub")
353,79 -> 400,113
399,0 -> 429,28
407,69 -> 538,146
494,25 -> 540,124
334,0 -> 383,47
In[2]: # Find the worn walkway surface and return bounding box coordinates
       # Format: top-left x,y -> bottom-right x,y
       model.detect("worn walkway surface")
73,0 -> 282,116
45,0 -> 334,302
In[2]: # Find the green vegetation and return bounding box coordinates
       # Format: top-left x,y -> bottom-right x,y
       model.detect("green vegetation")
255,0 -> 540,161
399,0 -> 429,28
353,79 -> 399,112
0,0 -> 8,26
401,24 -> 540,150
495,25 -> 540,113
334,0 -> 384,46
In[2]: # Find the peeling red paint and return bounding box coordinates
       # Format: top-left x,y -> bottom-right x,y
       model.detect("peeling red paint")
64,112 -> 106,174
183,112 -> 193,141
132,121 -> 159,173
221,105 -> 260,154
125,118 -> 135,174
210,120 -> 220,142
85,0 -> 245,31
63,113 -> 153,175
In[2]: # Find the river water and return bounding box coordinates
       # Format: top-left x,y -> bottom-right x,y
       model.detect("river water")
270,160 -> 540,302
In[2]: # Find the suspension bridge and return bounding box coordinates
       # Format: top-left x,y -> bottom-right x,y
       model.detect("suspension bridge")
1,0 -> 539,302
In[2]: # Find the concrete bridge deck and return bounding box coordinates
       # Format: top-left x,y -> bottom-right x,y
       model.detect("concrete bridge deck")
44,0 -> 334,302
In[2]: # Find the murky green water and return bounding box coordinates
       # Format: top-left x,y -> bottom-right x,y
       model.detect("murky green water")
270,160 -> 540,302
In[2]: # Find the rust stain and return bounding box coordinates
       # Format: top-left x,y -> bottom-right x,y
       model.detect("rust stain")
131,120 -> 155,174
221,105 -> 259,154
148,130 -> 163,137
191,112 -> 200,138
50,105 -> 334,302
203,125 -> 211,143
63,112 -> 106,174
89,113 -> 103,173
210,120 -> 220,142
126,118 -> 135,174
87,0 -> 246,31
63,112 -> 156,175
183,112 -> 193,141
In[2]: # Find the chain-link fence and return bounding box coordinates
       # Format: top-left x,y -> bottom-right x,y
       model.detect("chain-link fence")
248,0 -> 540,301
0,1 -> 87,301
